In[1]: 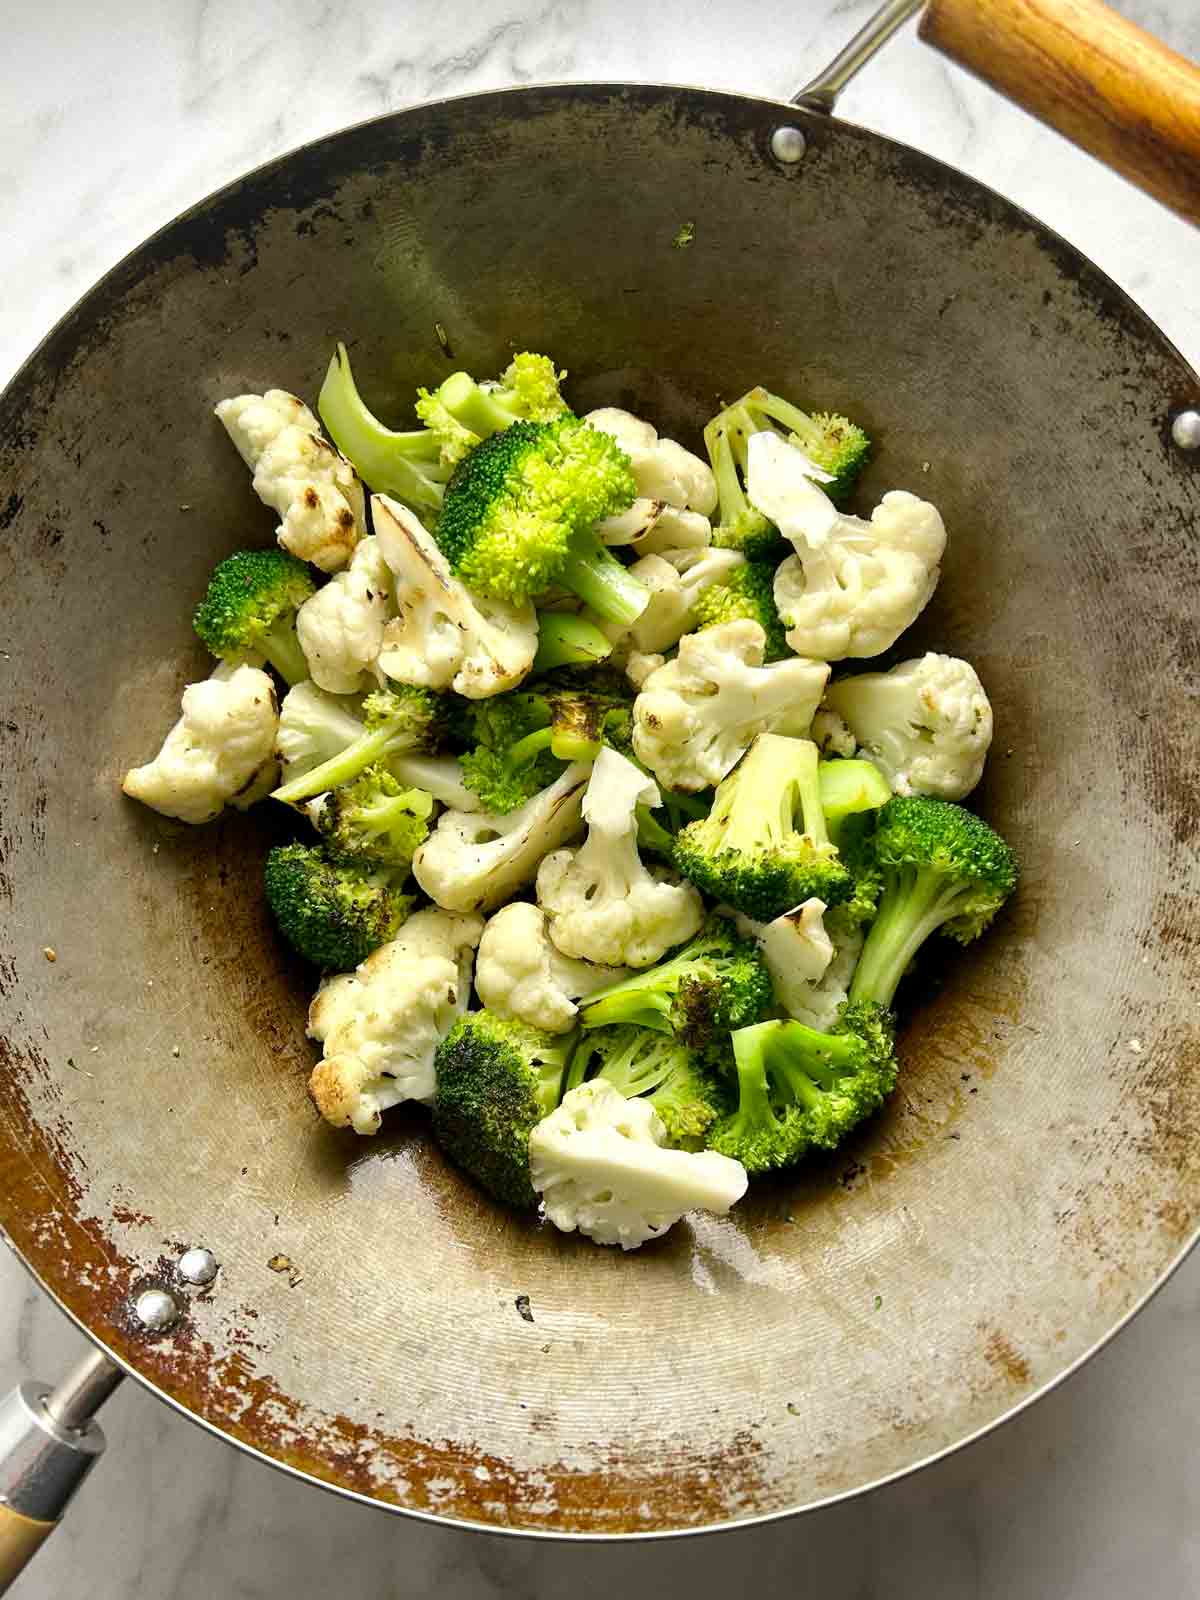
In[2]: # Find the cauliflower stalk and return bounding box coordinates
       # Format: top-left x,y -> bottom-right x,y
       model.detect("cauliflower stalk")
529,1079 -> 748,1250
413,763 -> 592,914
373,494 -> 537,699
308,909 -> 484,1133
747,433 -> 946,661
296,535 -> 392,694
597,547 -> 745,658
822,653 -> 994,800
583,408 -> 718,515
215,389 -> 365,572
122,662 -> 278,825
475,903 -> 627,1034
632,620 -> 829,792
537,748 -> 704,968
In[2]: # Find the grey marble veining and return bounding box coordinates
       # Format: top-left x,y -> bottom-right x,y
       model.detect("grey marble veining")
1,0 -> 1199,1595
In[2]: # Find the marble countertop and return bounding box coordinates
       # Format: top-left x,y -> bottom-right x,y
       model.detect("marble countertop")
2,2 -> 1198,1595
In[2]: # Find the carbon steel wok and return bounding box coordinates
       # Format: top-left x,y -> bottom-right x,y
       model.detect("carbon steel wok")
1,0 -> 1199,1566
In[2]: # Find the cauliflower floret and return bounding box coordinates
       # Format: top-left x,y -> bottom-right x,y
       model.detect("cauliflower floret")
537,748 -> 704,968
308,909 -> 484,1133
296,535 -> 392,694
529,1080 -> 748,1250
734,898 -> 836,1019
584,408 -> 717,514
413,764 -> 591,914
810,706 -> 857,758
779,913 -> 865,1032
122,663 -> 278,824
373,495 -> 536,699
597,499 -> 712,558
605,547 -> 746,658
632,620 -> 829,793
215,390 -> 365,573
475,903 -> 628,1033
822,653 -> 994,800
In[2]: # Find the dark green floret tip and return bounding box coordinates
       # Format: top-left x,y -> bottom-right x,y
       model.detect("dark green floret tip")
263,842 -> 413,971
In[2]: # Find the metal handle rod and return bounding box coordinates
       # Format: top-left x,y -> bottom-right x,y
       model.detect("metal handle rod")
793,0 -> 926,113
42,1350 -> 124,1436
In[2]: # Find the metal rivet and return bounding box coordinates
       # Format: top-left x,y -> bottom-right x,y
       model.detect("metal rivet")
1171,409 -> 1200,451
177,1247 -> 218,1286
133,1288 -> 179,1332
770,126 -> 807,165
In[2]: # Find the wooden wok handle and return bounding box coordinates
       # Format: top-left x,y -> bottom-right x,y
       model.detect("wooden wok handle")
919,0 -> 1200,224
0,1505 -> 54,1591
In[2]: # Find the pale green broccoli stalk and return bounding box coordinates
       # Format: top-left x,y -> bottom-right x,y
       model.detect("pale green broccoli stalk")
708,1003 -> 897,1174
263,842 -> 413,970
314,764 -> 433,871
819,758 -> 892,840
433,417 -> 645,623
432,1010 -> 573,1209
192,548 -> 315,685
848,796 -> 1018,1010
272,686 -> 451,805
703,402 -> 783,562
565,1027 -> 729,1150
532,611 -> 614,673
416,352 -> 569,462
318,343 -> 451,514
741,386 -> 871,505
673,735 -> 852,922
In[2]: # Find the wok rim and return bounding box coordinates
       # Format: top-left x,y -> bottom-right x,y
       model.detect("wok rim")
2,77 -> 1198,1539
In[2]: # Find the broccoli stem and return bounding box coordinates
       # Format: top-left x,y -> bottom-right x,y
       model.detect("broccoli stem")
274,705 -> 429,805
848,867 -> 969,1010
532,611 -> 614,673
318,344 -> 447,514
712,736 -> 826,856
557,527 -> 649,626
435,371 -> 518,438
260,619 -> 310,687
794,741 -> 832,849
505,726 -> 556,772
818,758 -> 891,841
707,408 -> 752,519
635,804 -> 676,858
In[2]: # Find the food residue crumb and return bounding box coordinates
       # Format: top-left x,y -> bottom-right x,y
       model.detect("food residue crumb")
171,1045 -> 181,1057
268,1253 -> 303,1286
43,947 -> 57,963
787,1401 -> 800,1416
1128,1038 -> 1144,1054
672,221 -> 696,250
515,1294 -> 534,1323
874,1294 -> 883,1311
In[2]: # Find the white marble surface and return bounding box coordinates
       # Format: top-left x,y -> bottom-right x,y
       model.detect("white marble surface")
2,1 -> 1198,1595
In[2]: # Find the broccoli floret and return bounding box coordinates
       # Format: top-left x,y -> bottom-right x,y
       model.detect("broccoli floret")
263,842 -> 413,970
689,560 -> 789,660
532,611 -> 615,673
460,682 -> 634,814
416,352 -> 569,461
708,1002 -> 897,1173
566,1027 -> 730,1150
433,417 -> 645,624
703,403 -> 786,562
674,735 -> 852,922
848,796 -> 1018,1010
272,685 -> 451,805
742,386 -> 871,505
192,548 -> 315,685
317,343 -> 452,515
314,763 -> 433,870
432,1010 -> 573,1208
578,916 -> 772,1048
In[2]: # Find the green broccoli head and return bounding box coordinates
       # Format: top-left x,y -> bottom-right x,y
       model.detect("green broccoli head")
433,417 -> 644,624
193,548 -> 315,684
272,683 -> 452,805
263,842 -> 413,970
742,388 -> 871,506
567,1026 -> 731,1150
578,916 -> 773,1048
689,560 -> 790,660
674,735 -> 852,922
432,1010 -> 573,1209
459,681 -> 634,814
314,763 -> 433,870
703,403 -> 788,562
417,352 -> 569,461
849,796 -> 1019,1010
708,1001 -> 897,1174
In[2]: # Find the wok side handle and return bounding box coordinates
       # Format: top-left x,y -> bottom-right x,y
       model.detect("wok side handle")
919,0 -> 1200,225
0,1351 -> 124,1593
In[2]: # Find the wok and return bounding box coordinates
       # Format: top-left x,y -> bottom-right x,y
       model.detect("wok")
1,0 -> 1199,1576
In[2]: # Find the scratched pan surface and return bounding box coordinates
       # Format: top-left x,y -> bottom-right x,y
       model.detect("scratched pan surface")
0,85 -> 1198,1535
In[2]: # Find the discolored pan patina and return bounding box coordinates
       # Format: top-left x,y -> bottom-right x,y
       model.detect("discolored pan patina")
0,85 -> 1197,1535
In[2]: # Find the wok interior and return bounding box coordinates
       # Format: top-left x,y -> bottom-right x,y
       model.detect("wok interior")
0,86 -> 1197,1534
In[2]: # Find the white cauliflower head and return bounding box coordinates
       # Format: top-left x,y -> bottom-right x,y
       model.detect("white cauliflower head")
122,663 -> 278,825
632,620 -> 829,793
536,748 -> 704,968
822,652 -> 994,800
274,681 -> 364,778
373,495 -> 536,699
583,408 -> 717,514
307,909 -> 483,1133
296,535 -> 392,694
597,499 -> 712,558
475,902 -> 628,1033
529,1080 -> 748,1250
735,898 -> 836,1020
413,764 -> 591,914
215,390 -> 365,572
779,911 -> 864,1032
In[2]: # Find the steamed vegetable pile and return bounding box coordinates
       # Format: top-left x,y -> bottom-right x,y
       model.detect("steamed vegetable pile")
122,346 -> 1016,1251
